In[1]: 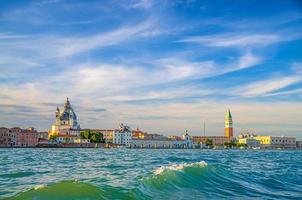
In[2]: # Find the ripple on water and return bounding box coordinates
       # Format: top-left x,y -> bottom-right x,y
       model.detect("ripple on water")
0,149 -> 302,199
0,172 -> 36,178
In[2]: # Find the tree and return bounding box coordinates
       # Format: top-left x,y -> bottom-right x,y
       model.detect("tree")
90,132 -> 104,143
49,135 -> 57,141
236,143 -> 247,148
81,130 -> 105,143
224,141 -> 237,148
80,130 -> 91,139
205,138 -> 213,147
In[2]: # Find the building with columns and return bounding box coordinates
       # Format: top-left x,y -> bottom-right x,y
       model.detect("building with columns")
225,109 -> 233,138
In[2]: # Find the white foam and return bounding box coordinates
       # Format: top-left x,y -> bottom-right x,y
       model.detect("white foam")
154,161 -> 207,175
33,185 -> 45,190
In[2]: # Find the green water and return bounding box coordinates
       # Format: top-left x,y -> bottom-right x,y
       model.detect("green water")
0,148 -> 301,199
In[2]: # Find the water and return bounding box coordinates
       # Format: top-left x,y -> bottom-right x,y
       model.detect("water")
0,149 -> 301,200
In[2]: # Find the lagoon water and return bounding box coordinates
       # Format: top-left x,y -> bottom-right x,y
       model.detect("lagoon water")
0,149 -> 301,200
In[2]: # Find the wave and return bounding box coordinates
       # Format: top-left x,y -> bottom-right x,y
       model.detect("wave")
5,180 -> 103,200
6,162 -> 208,200
6,162 -> 294,200
153,161 -> 207,175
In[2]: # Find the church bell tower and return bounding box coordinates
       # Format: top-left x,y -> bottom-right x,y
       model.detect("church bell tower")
225,109 -> 233,138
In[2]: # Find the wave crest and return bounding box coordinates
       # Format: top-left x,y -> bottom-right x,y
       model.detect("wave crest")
154,161 -> 207,175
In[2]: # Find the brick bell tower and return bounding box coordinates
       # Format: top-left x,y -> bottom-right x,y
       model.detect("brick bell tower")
225,108 -> 233,138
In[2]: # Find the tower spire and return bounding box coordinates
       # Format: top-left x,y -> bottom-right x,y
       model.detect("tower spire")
64,97 -> 71,109
225,108 -> 233,138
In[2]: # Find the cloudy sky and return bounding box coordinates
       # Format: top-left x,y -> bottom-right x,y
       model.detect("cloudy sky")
0,0 -> 302,138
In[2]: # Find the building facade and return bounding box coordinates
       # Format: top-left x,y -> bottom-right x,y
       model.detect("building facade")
254,136 -> 296,149
238,138 -> 260,148
296,141 -> 302,149
0,127 -> 46,147
225,109 -> 233,138
55,135 -> 90,144
192,136 -> 233,146
0,127 -> 12,147
130,130 -> 194,148
112,124 -> 132,146
132,128 -> 147,139
50,98 -> 81,136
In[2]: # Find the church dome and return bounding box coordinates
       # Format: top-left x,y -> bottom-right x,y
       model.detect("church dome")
57,98 -> 79,127
59,110 -> 71,121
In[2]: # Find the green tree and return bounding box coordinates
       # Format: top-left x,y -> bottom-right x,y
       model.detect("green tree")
49,135 -> 57,141
82,131 -> 105,143
236,143 -> 247,148
80,130 -> 91,139
224,141 -> 237,148
90,132 -> 100,143
205,138 -> 213,147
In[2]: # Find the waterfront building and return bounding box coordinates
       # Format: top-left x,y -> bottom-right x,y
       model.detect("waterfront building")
113,123 -> 132,146
56,128 -> 82,136
238,138 -> 260,148
225,109 -> 233,138
37,131 -> 49,140
0,127 -> 11,147
254,136 -> 296,149
132,128 -> 147,139
0,127 -> 47,147
55,135 -> 90,144
168,135 -> 183,141
131,139 -> 174,148
130,129 -> 193,148
50,98 -> 81,136
146,133 -> 168,140
296,141 -> 302,149
192,136 -> 233,146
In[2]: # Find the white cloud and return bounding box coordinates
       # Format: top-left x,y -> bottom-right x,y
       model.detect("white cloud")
0,19 -> 155,59
234,76 -> 302,97
263,88 -> 302,97
58,21 -> 154,57
179,33 -> 283,47
0,52 -> 261,106
129,0 -> 153,9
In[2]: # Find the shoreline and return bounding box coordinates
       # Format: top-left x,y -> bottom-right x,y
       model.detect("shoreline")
0,146 -> 300,150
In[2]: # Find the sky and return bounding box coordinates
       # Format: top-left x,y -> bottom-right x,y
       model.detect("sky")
0,0 -> 302,138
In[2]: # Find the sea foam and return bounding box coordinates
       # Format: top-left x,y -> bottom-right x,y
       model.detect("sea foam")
33,185 -> 45,190
154,161 -> 207,175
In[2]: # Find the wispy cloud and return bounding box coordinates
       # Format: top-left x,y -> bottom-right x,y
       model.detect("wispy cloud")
264,88 -> 302,97
58,21 -> 154,57
179,33 -> 296,47
234,76 -> 302,97
128,0 -> 153,9
0,20 -> 155,58
0,52 -> 261,113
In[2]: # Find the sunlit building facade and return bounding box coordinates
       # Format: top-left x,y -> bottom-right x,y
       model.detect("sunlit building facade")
50,98 -> 81,136
254,136 -> 296,149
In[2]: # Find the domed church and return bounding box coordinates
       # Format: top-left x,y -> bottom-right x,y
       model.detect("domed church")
50,98 -> 80,135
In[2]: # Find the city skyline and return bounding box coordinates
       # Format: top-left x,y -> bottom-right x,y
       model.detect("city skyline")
0,1 -> 302,138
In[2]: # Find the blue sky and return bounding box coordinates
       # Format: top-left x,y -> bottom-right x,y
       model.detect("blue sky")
0,0 -> 302,138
